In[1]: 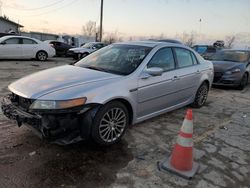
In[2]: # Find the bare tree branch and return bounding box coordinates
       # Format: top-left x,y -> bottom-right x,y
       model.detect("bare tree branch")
82,21 -> 96,39
225,36 -> 236,48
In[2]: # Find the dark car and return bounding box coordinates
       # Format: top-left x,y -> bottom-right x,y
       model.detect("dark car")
44,40 -> 73,56
212,49 -> 250,90
148,39 -> 183,44
192,45 -> 218,60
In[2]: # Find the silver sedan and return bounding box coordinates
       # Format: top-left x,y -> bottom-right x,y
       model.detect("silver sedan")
1,41 -> 213,145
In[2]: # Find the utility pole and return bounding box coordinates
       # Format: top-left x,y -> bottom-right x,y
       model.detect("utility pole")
99,0 -> 103,42
0,1 -> 3,17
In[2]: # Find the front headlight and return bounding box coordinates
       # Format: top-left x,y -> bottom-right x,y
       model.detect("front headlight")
30,98 -> 87,110
225,68 -> 241,75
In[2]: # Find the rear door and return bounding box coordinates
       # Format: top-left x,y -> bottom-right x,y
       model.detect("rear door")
21,38 -> 38,58
0,38 -> 22,58
137,47 -> 178,118
172,48 -> 202,104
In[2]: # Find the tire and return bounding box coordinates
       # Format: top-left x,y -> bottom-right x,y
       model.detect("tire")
238,73 -> 248,90
79,53 -> 89,60
192,82 -> 209,108
91,101 -> 129,146
36,51 -> 48,61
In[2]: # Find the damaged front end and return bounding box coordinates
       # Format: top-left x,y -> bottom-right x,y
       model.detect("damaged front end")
1,93 -> 99,145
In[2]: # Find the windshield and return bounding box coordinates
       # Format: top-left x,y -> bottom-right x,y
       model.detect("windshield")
82,43 -> 93,49
75,44 -> 152,75
212,50 -> 249,62
194,46 -> 208,54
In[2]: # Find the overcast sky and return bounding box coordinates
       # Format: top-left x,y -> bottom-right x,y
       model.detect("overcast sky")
1,0 -> 250,40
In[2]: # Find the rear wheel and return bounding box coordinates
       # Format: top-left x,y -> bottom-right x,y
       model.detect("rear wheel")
192,82 -> 209,108
79,53 -> 89,60
238,73 -> 248,90
91,101 -> 129,146
36,51 -> 48,61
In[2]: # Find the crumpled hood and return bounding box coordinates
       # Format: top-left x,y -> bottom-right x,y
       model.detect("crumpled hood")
9,65 -> 120,99
212,61 -> 244,72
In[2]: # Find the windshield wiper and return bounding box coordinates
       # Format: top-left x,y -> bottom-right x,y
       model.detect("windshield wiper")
84,66 -> 105,72
83,66 -> 126,75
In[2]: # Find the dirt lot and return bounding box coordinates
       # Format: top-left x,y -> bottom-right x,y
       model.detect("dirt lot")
0,58 -> 250,188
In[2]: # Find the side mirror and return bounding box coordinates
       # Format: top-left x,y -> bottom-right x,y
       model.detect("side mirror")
140,67 -> 163,79
145,67 -> 163,76
0,42 -> 6,45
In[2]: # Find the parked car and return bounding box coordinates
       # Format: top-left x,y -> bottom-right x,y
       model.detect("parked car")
213,40 -> 225,48
212,49 -> 250,89
44,40 -> 73,56
149,39 -> 183,44
67,42 -> 106,60
0,36 -> 55,61
1,41 -> 213,146
192,45 -> 218,60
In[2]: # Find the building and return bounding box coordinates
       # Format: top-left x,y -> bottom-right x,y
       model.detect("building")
0,16 -> 23,33
21,31 -> 59,41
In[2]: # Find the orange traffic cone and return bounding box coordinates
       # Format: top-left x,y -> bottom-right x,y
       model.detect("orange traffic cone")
160,109 -> 199,179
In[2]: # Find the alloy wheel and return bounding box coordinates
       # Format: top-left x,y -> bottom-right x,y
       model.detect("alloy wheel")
197,84 -> 208,106
37,52 -> 47,61
99,107 -> 126,143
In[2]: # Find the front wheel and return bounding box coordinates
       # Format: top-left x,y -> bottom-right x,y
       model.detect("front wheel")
192,82 -> 209,108
78,53 -> 89,60
91,101 -> 129,146
238,73 -> 248,90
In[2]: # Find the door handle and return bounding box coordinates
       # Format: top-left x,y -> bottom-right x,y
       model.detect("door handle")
171,76 -> 180,81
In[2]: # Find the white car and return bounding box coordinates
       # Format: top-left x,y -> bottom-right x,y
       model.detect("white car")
67,42 -> 106,60
0,36 -> 55,61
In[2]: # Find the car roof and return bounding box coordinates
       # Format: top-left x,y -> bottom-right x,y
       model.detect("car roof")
115,41 -> 186,48
148,39 -> 183,44
0,35 -> 40,41
87,42 -> 104,44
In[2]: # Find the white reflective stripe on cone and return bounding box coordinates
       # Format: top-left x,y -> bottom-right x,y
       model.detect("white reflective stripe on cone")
181,119 -> 193,134
177,136 -> 193,147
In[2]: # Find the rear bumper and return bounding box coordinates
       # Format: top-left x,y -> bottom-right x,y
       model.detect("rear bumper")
1,95 -> 95,145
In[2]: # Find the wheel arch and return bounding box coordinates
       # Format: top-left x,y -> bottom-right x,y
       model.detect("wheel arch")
105,98 -> 134,125
202,79 -> 210,89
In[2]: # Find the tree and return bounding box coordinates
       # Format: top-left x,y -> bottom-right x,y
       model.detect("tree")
182,32 -> 196,47
225,36 -> 236,48
103,31 -> 123,44
82,21 -> 96,39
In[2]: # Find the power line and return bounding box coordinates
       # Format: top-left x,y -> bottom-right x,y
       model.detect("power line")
6,0 -> 65,11
8,0 -> 79,17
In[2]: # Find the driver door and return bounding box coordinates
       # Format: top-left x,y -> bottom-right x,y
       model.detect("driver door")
0,38 -> 22,58
137,47 -> 178,118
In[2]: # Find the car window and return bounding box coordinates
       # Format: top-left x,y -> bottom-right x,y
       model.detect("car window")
4,38 -> 20,44
55,42 -> 61,46
22,39 -> 37,44
147,48 -> 175,71
191,52 -> 199,64
196,46 -> 207,54
175,48 -> 194,68
94,44 -> 104,49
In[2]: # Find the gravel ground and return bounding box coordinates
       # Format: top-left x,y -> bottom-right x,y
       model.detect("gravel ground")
0,58 -> 249,188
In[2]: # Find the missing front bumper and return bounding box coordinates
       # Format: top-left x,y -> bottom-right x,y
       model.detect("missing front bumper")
1,95 -> 95,145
